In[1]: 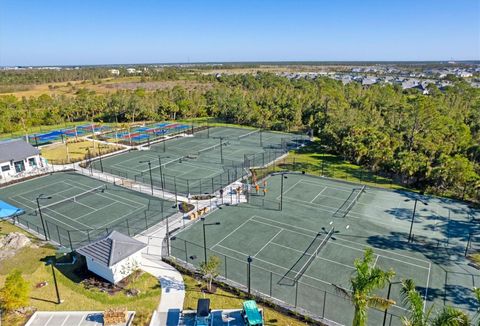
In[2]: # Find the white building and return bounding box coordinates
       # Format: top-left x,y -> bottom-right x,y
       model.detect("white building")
77,231 -> 146,284
126,68 -> 137,74
0,139 -> 44,181
109,69 -> 120,75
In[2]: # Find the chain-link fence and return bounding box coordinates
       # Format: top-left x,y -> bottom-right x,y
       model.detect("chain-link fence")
170,237 -> 405,326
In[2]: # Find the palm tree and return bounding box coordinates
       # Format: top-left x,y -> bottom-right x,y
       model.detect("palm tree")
401,279 -> 470,326
474,287 -> 480,326
430,306 -> 470,326
400,279 -> 433,326
336,248 -> 396,326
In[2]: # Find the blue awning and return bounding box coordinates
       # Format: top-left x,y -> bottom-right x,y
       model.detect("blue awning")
0,200 -> 24,218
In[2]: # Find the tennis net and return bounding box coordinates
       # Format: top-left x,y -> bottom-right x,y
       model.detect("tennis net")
197,142 -> 223,155
294,227 -> 335,281
334,185 -> 366,218
140,157 -> 185,176
37,185 -> 106,213
237,129 -> 260,141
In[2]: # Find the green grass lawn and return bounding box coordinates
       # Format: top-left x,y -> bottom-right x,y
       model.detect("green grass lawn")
182,274 -> 310,326
253,141 -> 411,193
40,140 -> 123,164
0,221 -> 160,326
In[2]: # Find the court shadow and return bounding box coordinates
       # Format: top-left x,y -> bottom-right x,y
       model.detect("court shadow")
277,232 -> 326,286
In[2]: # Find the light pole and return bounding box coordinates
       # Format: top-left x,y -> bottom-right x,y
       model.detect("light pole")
46,258 -> 62,304
36,194 -> 52,241
383,281 -> 401,325
405,197 -> 428,243
247,256 -> 253,295
201,217 -> 220,264
139,160 -> 154,195
465,232 -> 473,256
280,173 -> 288,211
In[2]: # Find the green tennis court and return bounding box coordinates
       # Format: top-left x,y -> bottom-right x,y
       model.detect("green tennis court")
0,172 -> 177,249
170,173 -> 480,325
90,126 -> 306,195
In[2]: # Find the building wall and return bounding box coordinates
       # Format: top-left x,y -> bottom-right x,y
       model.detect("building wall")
85,257 -> 115,283
0,154 -> 44,181
85,251 -> 143,284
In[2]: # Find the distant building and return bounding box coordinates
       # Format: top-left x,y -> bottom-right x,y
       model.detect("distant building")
0,139 -> 43,181
457,71 -> 473,78
76,231 -> 146,284
126,68 -> 136,74
109,69 -> 120,75
362,77 -> 377,86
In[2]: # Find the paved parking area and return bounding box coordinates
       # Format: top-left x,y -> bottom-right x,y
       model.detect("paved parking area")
25,311 -> 135,326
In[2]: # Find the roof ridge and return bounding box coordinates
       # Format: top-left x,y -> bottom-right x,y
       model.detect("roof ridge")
108,237 -> 115,267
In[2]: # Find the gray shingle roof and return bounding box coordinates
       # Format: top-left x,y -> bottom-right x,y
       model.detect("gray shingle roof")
76,231 -> 146,267
0,139 -> 40,163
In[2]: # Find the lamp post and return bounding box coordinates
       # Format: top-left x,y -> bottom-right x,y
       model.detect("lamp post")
46,258 -> 62,304
201,217 -> 220,264
465,232 -> 473,256
36,194 -> 52,241
383,281 -> 402,325
139,160 -> 154,195
247,256 -> 253,295
280,173 -> 288,211
405,197 -> 428,243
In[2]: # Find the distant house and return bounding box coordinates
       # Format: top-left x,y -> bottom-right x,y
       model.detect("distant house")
109,69 -> 120,76
361,77 -> 377,86
76,231 -> 146,284
0,139 -> 43,181
457,71 -> 473,78
126,68 -> 136,74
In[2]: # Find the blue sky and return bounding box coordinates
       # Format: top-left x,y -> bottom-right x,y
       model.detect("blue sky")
0,0 -> 479,66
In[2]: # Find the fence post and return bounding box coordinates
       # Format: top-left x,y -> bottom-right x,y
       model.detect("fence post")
55,225 -> 61,245
126,219 -> 130,236
211,178 -> 214,193
87,230 -> 91,243
145,211 -> 148,229
184,240 -> 188,262
322,291 -> 327,318
269,271 -> 272,297
294,281 -> 298,307
67,230 -> 73,250
224,255 -> 227,278
187,180 -> 190,194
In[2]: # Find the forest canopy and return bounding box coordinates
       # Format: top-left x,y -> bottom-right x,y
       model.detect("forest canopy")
0,72 -> 479,202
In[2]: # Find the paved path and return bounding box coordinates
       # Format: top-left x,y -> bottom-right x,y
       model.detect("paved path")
141,254 -> 185,326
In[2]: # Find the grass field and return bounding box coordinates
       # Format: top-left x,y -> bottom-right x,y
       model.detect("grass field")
40,140 -> 123,164
0,221 -> 160,326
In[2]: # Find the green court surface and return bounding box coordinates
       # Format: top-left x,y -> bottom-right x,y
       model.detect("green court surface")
0,172 -> 177,249
91,127 -> 305,195
170,173 -> 480,325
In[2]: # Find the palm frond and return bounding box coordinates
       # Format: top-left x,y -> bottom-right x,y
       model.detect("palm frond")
366,295 -> 395,310
431,306 -> 470,326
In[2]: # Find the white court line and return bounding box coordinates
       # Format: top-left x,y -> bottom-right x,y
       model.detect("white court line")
43,207 -> 92,229
310,187 -> 327,203
373,255 -> 380,268
211,216 -> 256,250
424,262 -> 432,311
253,229 -> 283,258
214,244 -> 331,287
9,180 -> 69,199
269,241 -> 355,270
63,180 -> 144,208
97,205 -> 148,229
253,215 -> 431,266
73,202 -> 117,221
279,179 -> 304,197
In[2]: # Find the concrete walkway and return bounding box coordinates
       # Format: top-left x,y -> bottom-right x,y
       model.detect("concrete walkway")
141,255 -> 185,326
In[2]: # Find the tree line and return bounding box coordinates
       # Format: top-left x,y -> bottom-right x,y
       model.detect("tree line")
0,72 -> 478,202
